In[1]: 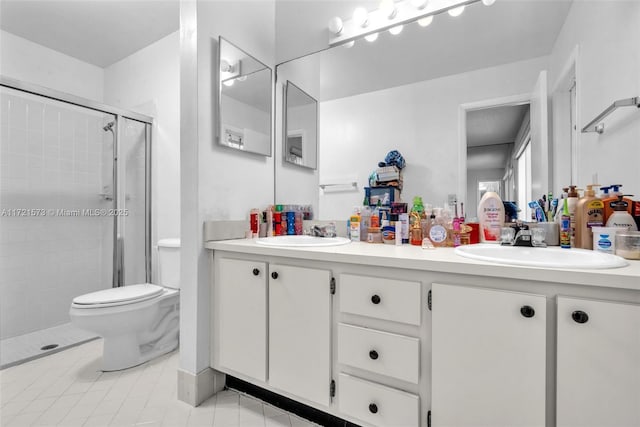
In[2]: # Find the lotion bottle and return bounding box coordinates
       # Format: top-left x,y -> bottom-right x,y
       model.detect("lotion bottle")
606,195 -> 638,231
567,185 -> 579,247
575,184 -> 604,249
478,191 -> 505,243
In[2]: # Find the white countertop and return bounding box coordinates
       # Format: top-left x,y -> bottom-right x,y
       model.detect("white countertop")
205,239 -> 640,291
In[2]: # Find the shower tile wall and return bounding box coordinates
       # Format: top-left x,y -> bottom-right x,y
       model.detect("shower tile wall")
0,89 -> 113,340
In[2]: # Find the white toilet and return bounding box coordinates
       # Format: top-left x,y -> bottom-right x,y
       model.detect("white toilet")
70,238 -> 180,371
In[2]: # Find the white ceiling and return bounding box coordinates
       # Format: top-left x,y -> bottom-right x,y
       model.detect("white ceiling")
0,0 -> 179,68
466,104 -> 529,170
467,104 -> 529,148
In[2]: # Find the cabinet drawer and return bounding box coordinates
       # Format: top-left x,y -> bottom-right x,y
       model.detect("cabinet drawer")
339,274 -> 421,325
338,373 -> 419,427
338,323 -> 419,384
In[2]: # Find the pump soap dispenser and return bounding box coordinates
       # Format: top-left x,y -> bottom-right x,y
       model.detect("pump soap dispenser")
606,195 -> 638,231
575,184 -> 604,249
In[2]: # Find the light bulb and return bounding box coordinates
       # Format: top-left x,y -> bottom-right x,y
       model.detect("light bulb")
379,0 -> 397,19
343,40 -> 355,48
411,0 -> 428,10
482,0 -> 496,5
364,33 -> 378,42
328,16 -> 343,35
353,7 -> 369,28
448,5 -> 465,16
389,25 -> 403,35
222,79 -> 234,87
417,15 -> 433,27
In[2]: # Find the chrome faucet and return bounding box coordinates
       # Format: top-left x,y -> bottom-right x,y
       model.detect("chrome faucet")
310,223 -> 337,238
501,221 -> 546,247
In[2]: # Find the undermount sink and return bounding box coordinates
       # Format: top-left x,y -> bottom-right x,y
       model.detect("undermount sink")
454,244 -> 629,269
255,235 -> 351,247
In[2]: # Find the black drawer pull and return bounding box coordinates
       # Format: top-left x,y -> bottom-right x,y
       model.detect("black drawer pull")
252,268 -> 260,276
520,305 -> 535,318
369,350 -> 379,360
369,403 -> 378,414
371,294 -> 381,305
572,310 -> 589,324
271,272 -> 278,280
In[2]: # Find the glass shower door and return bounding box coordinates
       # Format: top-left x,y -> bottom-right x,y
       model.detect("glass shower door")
119,118 -> 150,285
0,86 -> 115,342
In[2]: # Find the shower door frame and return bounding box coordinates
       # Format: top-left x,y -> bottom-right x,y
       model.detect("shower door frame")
0,75 -> 153,286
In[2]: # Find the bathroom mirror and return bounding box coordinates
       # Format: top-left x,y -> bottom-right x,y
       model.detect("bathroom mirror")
218,37 -> 272,156
284,81 -> 318,169
274,0 -> 591,220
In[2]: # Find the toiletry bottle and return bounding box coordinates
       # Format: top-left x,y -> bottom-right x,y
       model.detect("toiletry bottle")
360,206 -> 372,242
399,212 -> 409,244
250,208 -> 260,237
266,207 -> 274,236
560,198 -> 571,248
603,185 -> 634,222
575,184 -> 604,249
478,191 -> 505,243
429,208 -> 448,247
350,209 -> 361,242
286,211 -> 295,235
566,185 -> 579,247
555,187 -> 569,223
606,195 -> 638,231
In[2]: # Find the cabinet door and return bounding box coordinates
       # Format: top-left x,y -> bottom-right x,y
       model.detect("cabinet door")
269,264 -> 331,407
216,258 -> 267,382
431,283 -> 546,427
557,296 -> 640,427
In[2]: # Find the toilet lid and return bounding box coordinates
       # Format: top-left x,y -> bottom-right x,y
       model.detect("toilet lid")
73,284 -> 164,306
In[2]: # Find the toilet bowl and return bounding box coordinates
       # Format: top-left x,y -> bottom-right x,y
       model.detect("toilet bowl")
69,239 -> 181,371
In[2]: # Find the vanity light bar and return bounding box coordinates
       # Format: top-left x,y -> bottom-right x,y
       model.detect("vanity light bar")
329,0 -> 485,47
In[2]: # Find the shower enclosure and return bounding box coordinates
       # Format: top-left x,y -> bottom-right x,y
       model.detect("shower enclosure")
0,77 -> 152,368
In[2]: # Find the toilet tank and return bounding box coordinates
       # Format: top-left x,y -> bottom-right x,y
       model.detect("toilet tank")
157,238 -> 180,289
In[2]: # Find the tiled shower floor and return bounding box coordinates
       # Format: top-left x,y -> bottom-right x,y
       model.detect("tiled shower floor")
0,323 -> 97,370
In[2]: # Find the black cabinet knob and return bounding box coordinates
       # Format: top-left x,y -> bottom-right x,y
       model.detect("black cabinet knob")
520,305 -> 535,318
368,403 -> 378,414
371,294 -> 381,305
572,310 -> 589,324
252,268 -> 260,276
271,272 -> 278,280
369,350 -> 379,360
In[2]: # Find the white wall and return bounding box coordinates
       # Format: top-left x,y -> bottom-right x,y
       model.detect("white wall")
548,1 -> 640,196
180,0 -> 275,377
319,56 -> 548,220
0,30 -> 104,102
104,31 -> 181,283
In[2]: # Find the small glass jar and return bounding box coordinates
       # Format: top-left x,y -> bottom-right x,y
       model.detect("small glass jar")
367,227 -> 383,243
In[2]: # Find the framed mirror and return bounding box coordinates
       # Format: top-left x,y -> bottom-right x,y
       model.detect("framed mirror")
218,37 -> 272,156
284,81 -> 318,169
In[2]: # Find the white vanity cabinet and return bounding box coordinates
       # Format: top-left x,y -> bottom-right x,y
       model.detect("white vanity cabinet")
214,257 -> 267,382
431,283 -> 547,427
336,273 -> 422,427
556,296 -> 640,427
268,264 -> 332,407
212,255 -> 333,407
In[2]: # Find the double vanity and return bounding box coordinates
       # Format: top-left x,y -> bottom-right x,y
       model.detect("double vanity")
205,237 -> 640,427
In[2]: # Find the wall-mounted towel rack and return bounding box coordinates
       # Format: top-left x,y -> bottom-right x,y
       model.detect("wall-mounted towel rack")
581,96 -> 639,134
319,182 -> 358,191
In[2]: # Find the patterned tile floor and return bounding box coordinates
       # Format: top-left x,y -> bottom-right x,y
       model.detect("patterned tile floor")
0,339 -> 318,427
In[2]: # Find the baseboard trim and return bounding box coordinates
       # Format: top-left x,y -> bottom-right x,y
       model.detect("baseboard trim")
177,367 -> 225,406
